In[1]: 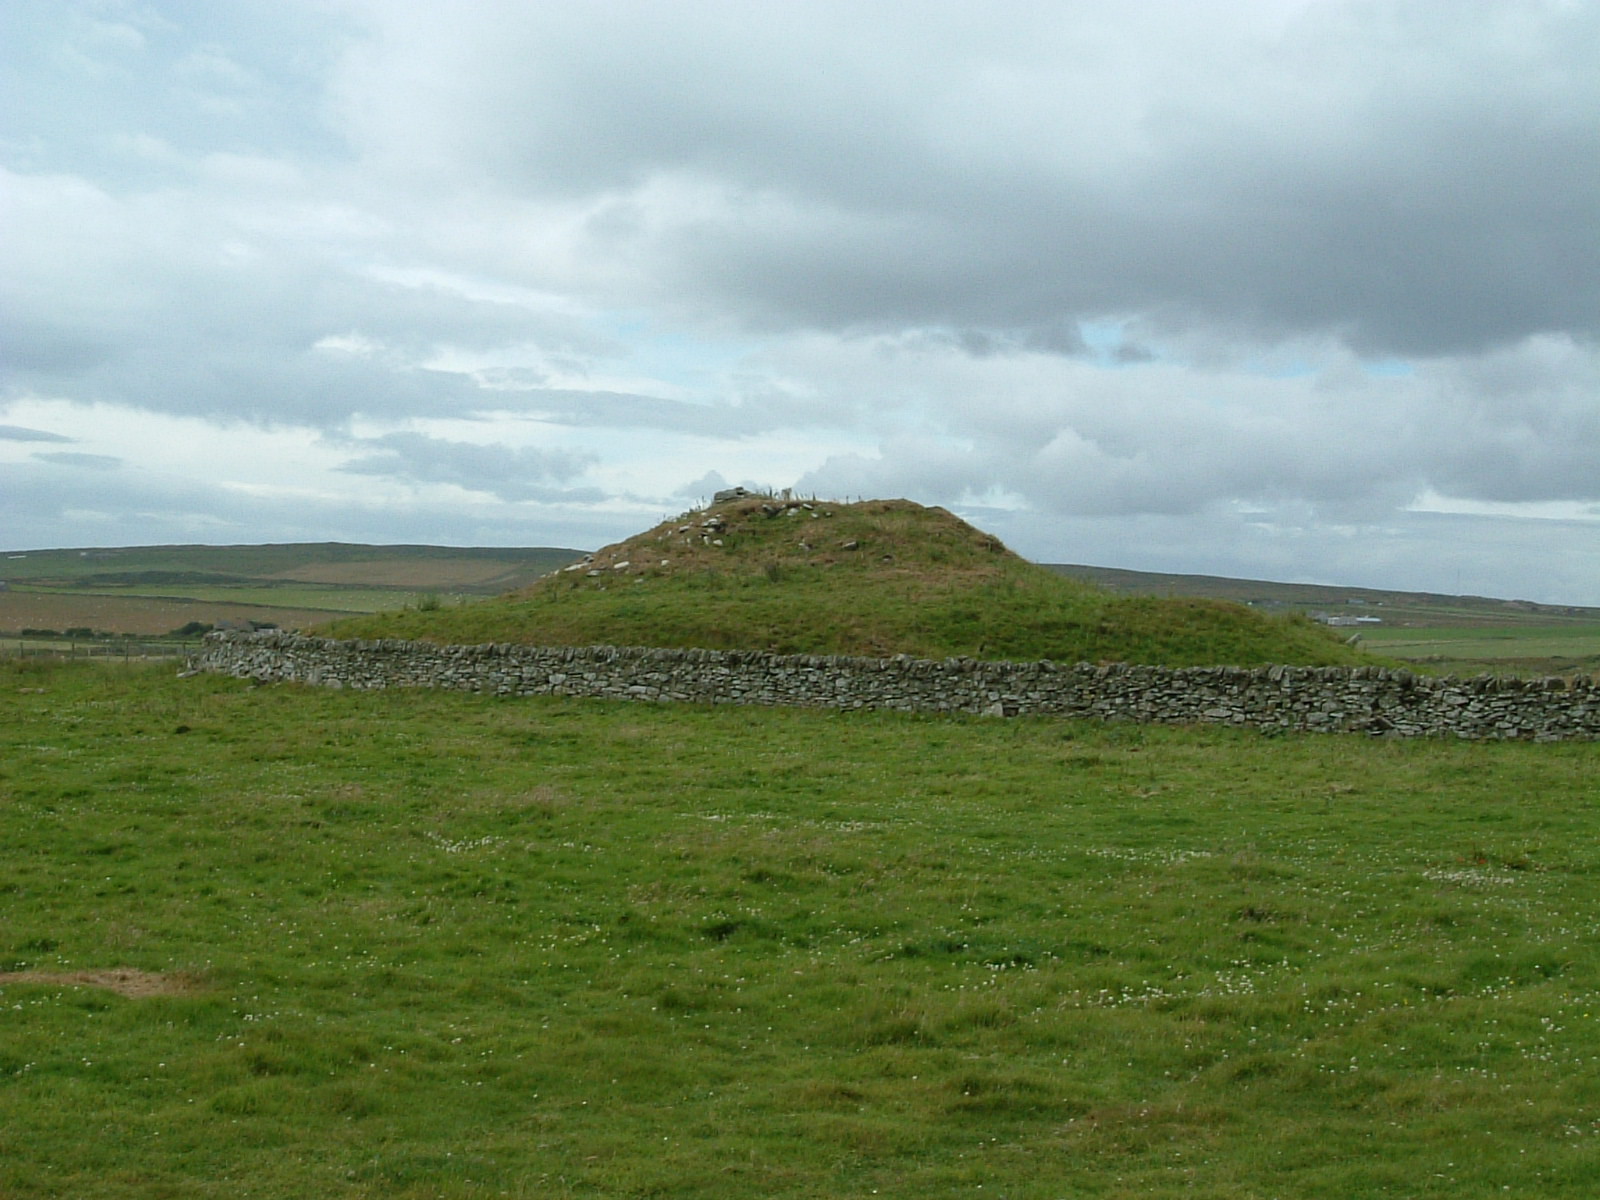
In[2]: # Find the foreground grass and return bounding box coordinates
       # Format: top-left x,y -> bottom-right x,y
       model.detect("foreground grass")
2,661 -> 1598,1198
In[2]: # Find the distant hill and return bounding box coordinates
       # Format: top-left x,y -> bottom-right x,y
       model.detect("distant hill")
1044,563 -> 1600,623
1042,563 -> 1600,678
0,542 -> 584,637
8,532 -> 1592,674
0,542 -> 582,591
325,496 -> 1371,668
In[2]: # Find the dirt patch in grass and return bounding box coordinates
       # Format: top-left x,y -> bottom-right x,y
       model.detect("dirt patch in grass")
0,968 -> 201,997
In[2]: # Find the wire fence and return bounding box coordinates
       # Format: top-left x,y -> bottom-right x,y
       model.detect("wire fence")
4,639 -> 203,662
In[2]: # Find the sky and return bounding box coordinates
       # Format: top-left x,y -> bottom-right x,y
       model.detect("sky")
2,1 -> 1597,603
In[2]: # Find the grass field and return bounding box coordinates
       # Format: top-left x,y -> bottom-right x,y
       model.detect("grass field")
3,660 -> 1598,1197
1049,565 -> 1600,679
1357,624 -> 1600,680
0,590 -> 365,639
0,545 -> 581,586
16,584 -> 413,610
0,544 -> 582,638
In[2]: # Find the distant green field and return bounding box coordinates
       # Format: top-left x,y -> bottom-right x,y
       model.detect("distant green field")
1050,564 -> 1600,678
6,538 -> 1596,676
0,544 -> 580,585
3,660 -> 1598,1197
17,583 -> 424,612
0,543 -> 582,637
1357,624 -> 1600,679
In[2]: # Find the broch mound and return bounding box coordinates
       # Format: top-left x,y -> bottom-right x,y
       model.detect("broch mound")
545,495 -> 1021,584
323,495 -> 1372,669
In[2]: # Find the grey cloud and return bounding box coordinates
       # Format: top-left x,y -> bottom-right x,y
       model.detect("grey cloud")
338,432 -> 602,502
0,460 -> 611,553
519,390 -> 727,434
33,451 -> 123,470
793,334 -> 1600,526
4,1 -> 1597,603
674,470 -> 731,502
335,1 -> 1599,356
0,167 -> 616,427
517,389 -> 809,438
916,325 -> 1091,360
0,463 -> 288,551
0,424 -> 72,442
17,298 -> 524,428
980,504 -> 1600,609
1,0 -> 352,179
800,441 -> 1600,603
1423,337 -> 1600,503
1,319 -> 116,374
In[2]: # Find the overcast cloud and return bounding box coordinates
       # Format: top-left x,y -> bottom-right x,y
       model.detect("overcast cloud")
2,0 -> 1597,602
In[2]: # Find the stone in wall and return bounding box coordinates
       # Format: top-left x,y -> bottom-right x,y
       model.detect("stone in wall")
193,631 -> 1600,742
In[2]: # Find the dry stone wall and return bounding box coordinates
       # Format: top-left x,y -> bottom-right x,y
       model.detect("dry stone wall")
195,630 -> 1600,741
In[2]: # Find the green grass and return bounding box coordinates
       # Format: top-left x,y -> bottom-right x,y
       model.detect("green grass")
328,499 -> 1371,669
0,544 -> 584,638
1048,564 -> 1600,679
0,544 -> 579,586
336,569 -> 1364,667
14,583 -> 407,613
1359,624 -> 1600,679
3,660 -> 1598,1197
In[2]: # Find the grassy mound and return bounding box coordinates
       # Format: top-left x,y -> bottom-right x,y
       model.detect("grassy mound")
327,497 -> 1372,667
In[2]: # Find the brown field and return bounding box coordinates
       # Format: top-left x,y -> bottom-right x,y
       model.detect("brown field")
268,558 -> 529,588
0,591 -> 350,636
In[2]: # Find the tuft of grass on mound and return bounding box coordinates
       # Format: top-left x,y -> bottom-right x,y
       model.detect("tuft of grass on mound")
327,497 -> 1372,668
